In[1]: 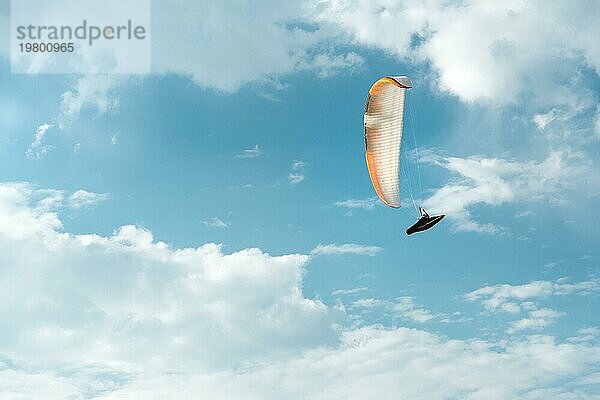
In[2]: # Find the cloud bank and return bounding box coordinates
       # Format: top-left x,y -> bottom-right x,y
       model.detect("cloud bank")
0,182 -> 599,398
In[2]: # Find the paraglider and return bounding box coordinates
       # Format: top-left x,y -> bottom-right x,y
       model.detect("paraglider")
363,76 -> 444,235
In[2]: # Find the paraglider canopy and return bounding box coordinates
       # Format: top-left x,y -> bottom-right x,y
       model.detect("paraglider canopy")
363,76 -> 412,208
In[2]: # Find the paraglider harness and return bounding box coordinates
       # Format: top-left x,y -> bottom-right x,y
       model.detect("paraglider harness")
406,207 -> 445,235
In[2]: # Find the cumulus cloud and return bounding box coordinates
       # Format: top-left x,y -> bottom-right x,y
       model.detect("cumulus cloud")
149,0 -> 361,93
0,182 -> 338,371
316,1 -> 600,106
314,0 -> 600,150
96,328 -> 600,399
311,243 -> 382,256
25,1 -> 366,127
24,0 -> 600,150
0,182 -> 599,398
422,150 -> 593,232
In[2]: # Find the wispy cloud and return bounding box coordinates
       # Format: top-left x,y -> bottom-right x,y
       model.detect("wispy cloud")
68,190 -> 109,210
351,298 -> 386,308
533,108 -> 560,130
297,52 -> 363,78
515,210 -> 533,218
203,217 -> 230,228
288,174 -> 304,185
508,308 -> 565,334
350,296 -> 453,324
466,278 -> 599,333
235,145 -> 261,159
422,150 -> 592,233
391,297 -> 437,323
59,75 -> 125,126
334,197 -> 379,211
311,243 -> 382,256
288,160 -> 306,186
331,287 -> 368,296
465,278 -> 600,313
26,123 -> 53,160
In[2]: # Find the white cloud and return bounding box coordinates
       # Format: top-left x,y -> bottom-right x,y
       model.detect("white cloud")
0,182 -> 339,373
292,160 -> 306,170
391,296 -> 436,323
7,1 -> 361,94
314,0 -> 600,150
235,145 -> 262,159
351,298 -> 386,308
4,327 -> 599,399
311,243 -> 382,256
297,51 -> 364,78
0,368 -> 80,400
203,217 -> 230,228
508,308 -> 565,333
422,150 -> 592,232
25,123 -> 53,160
464,278 -> 598,333
331,287 -> 368,296
149,0 -> 361,93
465,278 -> 600,314
572,327 -> 600,343
58,75 -> 126,126
316,1 -> 600,107
26,1 -> 366,127
68,190 -> 109,209
93,327 -> 600,400
595,108 -> 600,140
515,210 -> 533,218
288,173 -> 305,185
350,296 -> 448,324
334,196 -> 379,210
533,108 -> 560,130
0,182 -> 599,398
288,160 -> 307,185
25,0 -> 600,149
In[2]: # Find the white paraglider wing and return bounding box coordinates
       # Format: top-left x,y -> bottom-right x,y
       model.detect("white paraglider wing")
363,76 -> 411,208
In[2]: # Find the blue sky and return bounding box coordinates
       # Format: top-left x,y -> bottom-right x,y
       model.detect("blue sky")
1,0 -> 599,398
